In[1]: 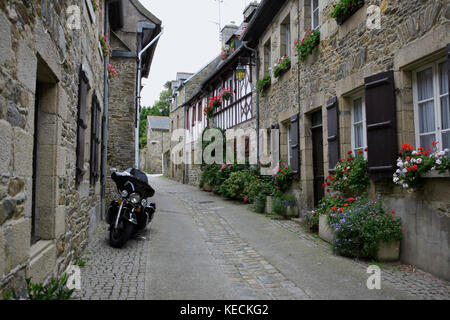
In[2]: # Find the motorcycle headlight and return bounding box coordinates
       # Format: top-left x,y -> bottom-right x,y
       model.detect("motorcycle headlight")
141,199 -> 147,206
121,190 -> 129,198
130,193 -> 141,204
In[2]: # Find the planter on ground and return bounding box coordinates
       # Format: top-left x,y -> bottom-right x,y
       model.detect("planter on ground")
375,240 -> 400,262
203,184 -> 213,192
319,214 -> 334,243
285,205 -> 299,218
266,196 -> 273,214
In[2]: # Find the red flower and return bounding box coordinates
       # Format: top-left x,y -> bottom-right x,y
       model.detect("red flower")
405,156 -> 411,161
322,184 -> 326,188
427,148 -> 431,152
313,212 -> 317,217
347,197 -> 356,202
276,187 -> 280,190
391,210 -> 395,215
364,148 -> 368,152
347,151 -> 353,155
331,206 -> 337,212
358,150 -> 363,155
402,143 -> 414,151
432,141 -> 439,146
412,165 -> 418,171
339,208 -> 344,213
344,203 -> 348,207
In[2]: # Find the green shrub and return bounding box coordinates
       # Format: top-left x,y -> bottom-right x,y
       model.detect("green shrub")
3,273 -> 75,300
328,197 -> 403,259
219,170 -> 257,201
271,197 -> 286,216
253,194 -> 267,213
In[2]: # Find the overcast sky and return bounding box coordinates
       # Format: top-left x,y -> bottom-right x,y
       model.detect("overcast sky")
139,0 -> 258,108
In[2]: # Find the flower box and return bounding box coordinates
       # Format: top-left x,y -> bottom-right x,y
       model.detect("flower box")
273,55 -> 291,78
374,240 -> 400,262
319,215 -> 334,244
334,1 -> 365,25
421,170 -> 450,179
284,205 -> 299,218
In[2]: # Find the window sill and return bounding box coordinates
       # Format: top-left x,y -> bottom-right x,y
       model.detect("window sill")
421,170 -> 450,179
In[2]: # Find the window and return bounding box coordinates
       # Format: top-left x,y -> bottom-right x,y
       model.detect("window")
90,93 -> 101,185
311,0 -> 320,30
264,39 -> 271,74
413,60 -> 449,151
351,95 -> 367,155
281,16 -> 291,57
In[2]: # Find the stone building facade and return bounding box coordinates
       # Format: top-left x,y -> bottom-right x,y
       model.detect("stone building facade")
143,116 -> 169,174
0,0 -> 161,295
105,0 -> 161,201
240,0 -> 450,279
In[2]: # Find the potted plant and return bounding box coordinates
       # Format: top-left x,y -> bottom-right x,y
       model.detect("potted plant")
328,197 -> 403,261
295,30 -> 320,62
330,0 -> 365,25
273,55 -> 291,78
254,193 -> 267,214
220,88 -> 232,101
316,196 -> 346,243
271,196 -> 286,216
281,194 -> 298,218
393,142 -> 449,192
256,73 -> 272,97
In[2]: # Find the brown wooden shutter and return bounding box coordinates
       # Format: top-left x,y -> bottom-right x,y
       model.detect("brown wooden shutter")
76,67 -> 89,185
365,70 -> 397,180
290,114 -> 300,179
90,93 -> 101,185
327,97 -> 340,172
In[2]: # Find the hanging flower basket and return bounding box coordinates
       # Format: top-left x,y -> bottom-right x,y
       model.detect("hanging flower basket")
204,96 -> 222,119
295,30 -> 320,62
220,88 -> 232,101
330,0 -> 365,25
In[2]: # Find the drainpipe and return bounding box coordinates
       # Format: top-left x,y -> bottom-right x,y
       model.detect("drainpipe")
101,1 -> 110,219
135,28 -> 164,169
242,41 -> 260,163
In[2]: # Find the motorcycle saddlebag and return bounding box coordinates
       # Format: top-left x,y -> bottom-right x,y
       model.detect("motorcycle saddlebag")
106,201 -> 120,224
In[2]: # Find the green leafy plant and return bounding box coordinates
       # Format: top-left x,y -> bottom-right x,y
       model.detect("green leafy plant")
295,30 -> 320,62
273,55 -> 291,78
330,0 -> 364,23
219,170 -> 257,201
328,197 -> 403,259
253,194 -> 267,213
324,149 -> 369,197
256,73 -> 272,97
99,34 -> 111,58
75,258 -> 87,267
270,161 -> 293,196
271,197 -> 286,216
3,273 -> 75,300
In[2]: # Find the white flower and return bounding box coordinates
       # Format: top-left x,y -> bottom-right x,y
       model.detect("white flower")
416,158 -> 422,164
393,177 -> 399,183
402,168 -> 408,173
444,148 -> 449,153
412,151 -> 417,155
431,167 -> 436,170
403,184 -> 409,189
411,158 -> 416,163
437,151 -> 445,156
347,167 -> 350,170
436,159 -> 442,165
397,161 -> 403,168
396,169 -> 401,174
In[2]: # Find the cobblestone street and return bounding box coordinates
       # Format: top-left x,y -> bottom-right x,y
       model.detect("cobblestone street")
76,176 -> 450,300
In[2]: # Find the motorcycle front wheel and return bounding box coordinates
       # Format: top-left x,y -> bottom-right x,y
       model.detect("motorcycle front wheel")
109,220 -> 134,248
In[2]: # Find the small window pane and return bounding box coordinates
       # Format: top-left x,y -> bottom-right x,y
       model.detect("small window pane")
442,131 -> 450,150
313,0 -> 318,9
441,96 -> 450,130
313,10 -> 319,29
354,124 -> 363,149
417,67 -> 434,101
439,62 -> 448,95
418,101 -> 435,133
420,134 -> 436,149
353,98 -> 363,122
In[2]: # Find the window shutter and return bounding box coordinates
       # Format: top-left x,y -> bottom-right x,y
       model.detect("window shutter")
364,70 -> 397,180
290,114 -> 300,179
192,105 -> 196,126
76,67 -> 89,185
90,94 -> 101,185
326,97 -> 340,171
271,123 -> 280,160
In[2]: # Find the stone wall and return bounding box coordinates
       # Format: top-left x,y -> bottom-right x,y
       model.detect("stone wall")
252,0 -> 450,279
106,56 -> 136,201
169,107 -> 185,183
0,0 -> 105,294
146,129 -> 169,174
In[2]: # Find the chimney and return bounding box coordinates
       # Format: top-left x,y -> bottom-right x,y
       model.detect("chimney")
221,23 -> 239,47
243,1 -> 258,23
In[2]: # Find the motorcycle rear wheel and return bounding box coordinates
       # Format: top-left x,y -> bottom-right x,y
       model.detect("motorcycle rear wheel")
109,220 -> 134,248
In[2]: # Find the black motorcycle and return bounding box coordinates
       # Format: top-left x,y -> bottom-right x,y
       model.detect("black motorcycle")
106,168 -> 156,248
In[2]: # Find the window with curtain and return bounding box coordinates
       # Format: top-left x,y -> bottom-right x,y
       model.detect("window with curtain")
413,60 -> 449,151
311,0 -> 320,30
351,95 -> 367,156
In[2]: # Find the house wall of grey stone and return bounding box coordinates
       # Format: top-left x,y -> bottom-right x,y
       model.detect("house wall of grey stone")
146,129 -> 169,174
252,0 -> 450,279
0,0 -> 105,294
